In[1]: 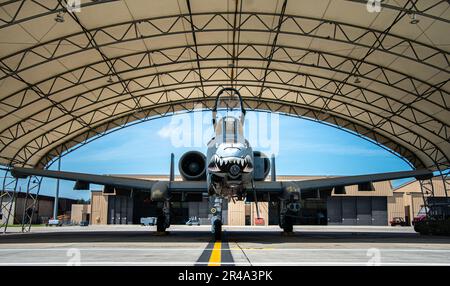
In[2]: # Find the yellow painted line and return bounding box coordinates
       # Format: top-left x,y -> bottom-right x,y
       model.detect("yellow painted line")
229,247 -> 274,250
208,241 -> 222,266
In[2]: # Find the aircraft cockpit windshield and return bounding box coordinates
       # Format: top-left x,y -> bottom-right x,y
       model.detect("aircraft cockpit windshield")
213,88 -> 245,124
212,88 -> 246,144
216,89 -> 244,122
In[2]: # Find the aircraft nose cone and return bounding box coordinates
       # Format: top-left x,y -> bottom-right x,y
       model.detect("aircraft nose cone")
228,164 -> 241,177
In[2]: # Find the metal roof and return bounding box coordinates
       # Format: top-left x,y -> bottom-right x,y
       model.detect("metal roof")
0,0 -> 448,170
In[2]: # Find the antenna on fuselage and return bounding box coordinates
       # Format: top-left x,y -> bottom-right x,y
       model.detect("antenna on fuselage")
271,154 -> 276,182
169,153 -> 175,182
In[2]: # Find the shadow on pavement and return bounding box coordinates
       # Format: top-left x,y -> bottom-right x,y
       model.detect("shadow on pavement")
1,229 -> 450,244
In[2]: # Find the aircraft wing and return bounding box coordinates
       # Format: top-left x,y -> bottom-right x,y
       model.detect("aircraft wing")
11,167 -> 156,190
253,169 -> 433,193
11,167 -> 433,196
10,167 -> 209,194
292,169 -> 433,191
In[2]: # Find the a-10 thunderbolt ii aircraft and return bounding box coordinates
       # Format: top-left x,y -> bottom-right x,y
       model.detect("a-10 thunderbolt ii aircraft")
11,88 -> 433,240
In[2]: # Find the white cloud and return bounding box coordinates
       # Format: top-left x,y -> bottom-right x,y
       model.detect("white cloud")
157,120 -> 182,139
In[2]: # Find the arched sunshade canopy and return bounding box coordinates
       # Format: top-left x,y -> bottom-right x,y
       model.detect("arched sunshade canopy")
0,0 -> 448,171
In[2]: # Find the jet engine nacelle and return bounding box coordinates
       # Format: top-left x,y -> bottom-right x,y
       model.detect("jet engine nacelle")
253,151 -> 270,181
179,151 -> 206,181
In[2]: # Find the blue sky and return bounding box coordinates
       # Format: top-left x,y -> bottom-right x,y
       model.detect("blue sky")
6,111 -> 413,200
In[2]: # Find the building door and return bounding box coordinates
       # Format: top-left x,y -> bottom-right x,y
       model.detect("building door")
108,197 -> 115,224
342,197 -> 357,225
245,215 -> 251,225
404,206 -> 411,226
327,197 -> 342,224
108,195 -> 133,225
357,197 -> 372,225
371,197 -> 387,226
268,202 -> 279,225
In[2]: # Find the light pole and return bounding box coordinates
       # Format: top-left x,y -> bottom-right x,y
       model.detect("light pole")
52,157 -> 61,221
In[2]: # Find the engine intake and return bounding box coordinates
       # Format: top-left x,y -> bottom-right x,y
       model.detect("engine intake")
253,151 -> 270,181
179,151 -> 206,181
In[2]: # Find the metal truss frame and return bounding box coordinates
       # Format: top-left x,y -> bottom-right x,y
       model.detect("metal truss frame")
1,0 -> 448,31
2,43 -> 447,119
1,11 -> 448,78
419,178 -> 434,217
20,175 -> 42,232
443,170 -> 450,198
0,167 -> 47,234
0,167 -> 18,233
418,168 -> 449,220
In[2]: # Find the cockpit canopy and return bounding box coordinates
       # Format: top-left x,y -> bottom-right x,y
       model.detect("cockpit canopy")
214,116 -> 245,144
212,88 -> 246,127
212,88 -> 246,144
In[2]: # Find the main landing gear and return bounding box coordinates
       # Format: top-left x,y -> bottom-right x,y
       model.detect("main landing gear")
279,200 -> 300,233
156,201 -> 171,233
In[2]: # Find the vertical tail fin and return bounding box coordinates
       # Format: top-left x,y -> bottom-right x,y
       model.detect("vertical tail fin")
271,154 -> 276,182
169,153 -> 175,182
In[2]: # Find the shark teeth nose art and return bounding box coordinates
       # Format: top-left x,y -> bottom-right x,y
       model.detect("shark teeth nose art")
209,154 -> 254,173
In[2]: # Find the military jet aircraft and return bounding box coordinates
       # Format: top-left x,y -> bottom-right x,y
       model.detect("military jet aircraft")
11,87 -> 433,240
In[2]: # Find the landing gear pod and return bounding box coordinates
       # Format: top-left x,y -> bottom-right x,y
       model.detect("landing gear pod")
279,182 -> 301,233
281,181 -> 300,200
151,181 -> 169,201
253,151 -> 271,181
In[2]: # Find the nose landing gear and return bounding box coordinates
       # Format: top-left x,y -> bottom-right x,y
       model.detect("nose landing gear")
212,218 -> 222,241
211,196 -> 223,241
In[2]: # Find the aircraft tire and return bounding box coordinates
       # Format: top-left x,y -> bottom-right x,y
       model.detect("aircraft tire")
156,215 -> 166,232
283,224 -> 293,233
283,216 -> 293,233
213,220 -> 222,241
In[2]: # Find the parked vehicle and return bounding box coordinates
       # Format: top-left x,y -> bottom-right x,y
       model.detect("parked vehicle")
412,206 -> 429,225
140,217 -> 157,226
186,217 -> 200,226
390,217 -> 407,226
414,200 -> 450,235
46,219 -> 62,226
79,220 -> 89,226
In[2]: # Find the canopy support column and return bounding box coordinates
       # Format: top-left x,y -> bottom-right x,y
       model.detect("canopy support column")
0,168 -> 19,233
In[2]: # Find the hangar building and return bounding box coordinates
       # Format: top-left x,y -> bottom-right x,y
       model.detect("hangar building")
0,191 -> 76,225
70,175 -> 448,226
